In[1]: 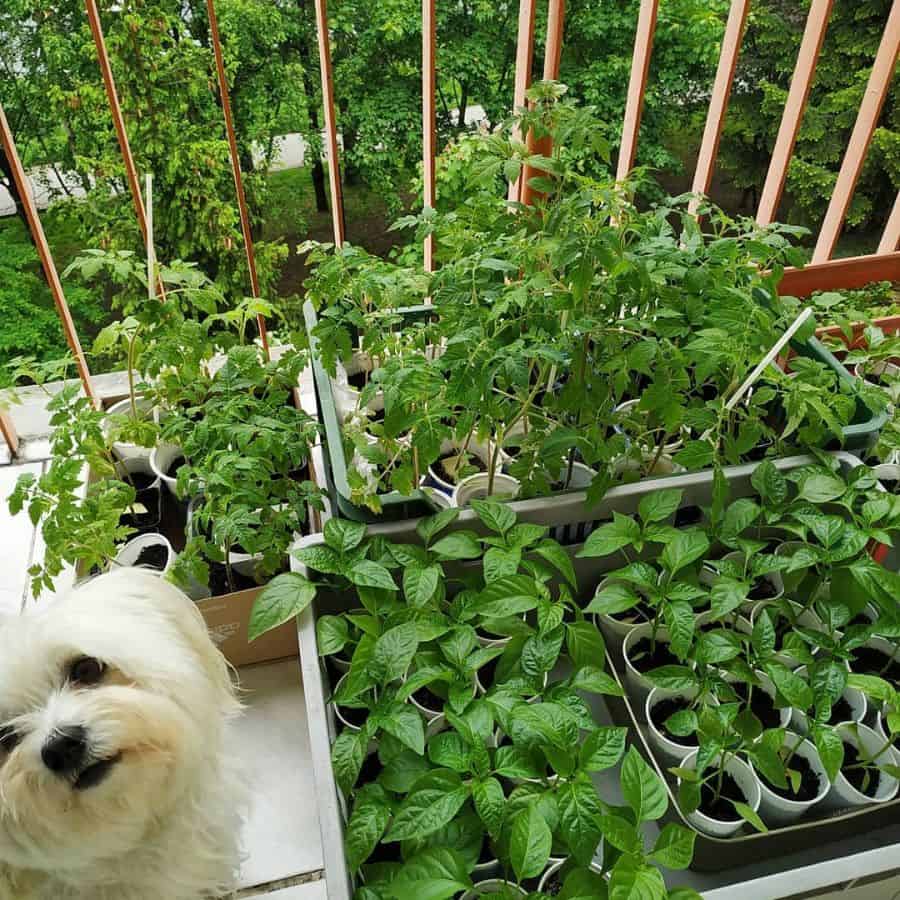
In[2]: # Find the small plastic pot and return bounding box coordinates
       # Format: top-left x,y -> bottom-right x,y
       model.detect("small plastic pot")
550,460 -> 597,491
853,360 -> 900,395
104,394 -> 157,461
678,750 -> 762,838
622,623 -> 676,706
645,686 -> 709,766
873,462 -> 900,492
425,438 -> 496,495
537,854 -> 606,893
150,441 -> 186,495
453,473 -> 520,507
461,881 -> 526,898
333,353 -> 384,421
115,456 -> 162,532
822,723 -> 900,810
421,486 -> 454,510
751,732 -> 831,827
113,532 -> 174,575
614,399 -> 686,453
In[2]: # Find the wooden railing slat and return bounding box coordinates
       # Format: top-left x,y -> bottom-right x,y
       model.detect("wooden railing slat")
756,0 -> 833,226
812,0 -> 900,263
688,0 -> 750,216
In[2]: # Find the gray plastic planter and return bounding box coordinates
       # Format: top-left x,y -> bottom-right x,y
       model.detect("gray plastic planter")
295,452 -> 900,897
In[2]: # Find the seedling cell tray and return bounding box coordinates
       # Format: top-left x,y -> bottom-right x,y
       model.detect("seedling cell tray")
295,453 -> 900,898
304,302 -> 887,524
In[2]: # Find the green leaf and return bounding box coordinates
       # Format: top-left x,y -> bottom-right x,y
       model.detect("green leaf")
580,726 -> 627,771
649,823 -> 696,870
370,622 -> 419,683
292,544 -> 344,574
571,666 -> 624,696
345,786 -> 391,871
557,776 -> 604,864
674,440 -> 716,471
764,661 -> 813,711
510,804 -> 552,882
751,460 -> 788,507
797,473 -> 846,504
664,600 -> 695,660
385,849 -> 473,900
646,666 -> 698,691
578,513 -> 641,557
585,583 -> 640,617
638,488 -> 683,524
431,531 -> 483,560
316,615 -> 349,656
470,498 -> 516,534
734,801 -> 767,833
416,508 -> 460,546
331,728 -> 366,794
324,519 -> 367,553
476,574 -> 539,617
428,732 -> 471,771
249,573 -> 316,641
813,725 -> 844,783
661,530 -> 709,575
609,856 -> 667,900
534,539 -> 577,587
720,498 -> 760,545
381,703 -> 425,755
494,744 -> 545,780
621,746 -> 668,822
566,621 -> 608,670
404,564 -> 441,607
348,560 -> 398,591
472,776 -> 506,836
384,782 -> 470,842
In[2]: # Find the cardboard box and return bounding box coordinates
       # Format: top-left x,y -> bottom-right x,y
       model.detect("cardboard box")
196,587 -> 297,668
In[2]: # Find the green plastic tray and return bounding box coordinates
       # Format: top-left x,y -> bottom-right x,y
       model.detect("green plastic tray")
304,301 -> 887,523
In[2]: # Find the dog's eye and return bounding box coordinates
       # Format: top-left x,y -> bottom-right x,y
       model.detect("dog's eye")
0,726 -> 19,753
69,657 -> 106,686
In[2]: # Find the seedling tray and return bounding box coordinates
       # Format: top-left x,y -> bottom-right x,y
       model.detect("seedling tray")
304,302 -> 887,523
295,453 -> 900,898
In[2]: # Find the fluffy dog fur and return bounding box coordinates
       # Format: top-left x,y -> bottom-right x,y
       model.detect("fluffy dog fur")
0,569 -> 244,900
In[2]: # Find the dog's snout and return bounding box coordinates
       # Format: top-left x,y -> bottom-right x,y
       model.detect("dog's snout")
42,726 -> 88,775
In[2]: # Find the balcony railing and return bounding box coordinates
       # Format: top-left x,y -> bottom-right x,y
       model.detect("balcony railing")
0,0 -> 898,460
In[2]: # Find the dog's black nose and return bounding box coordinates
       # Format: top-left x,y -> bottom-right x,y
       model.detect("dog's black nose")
42,726 -> 88,775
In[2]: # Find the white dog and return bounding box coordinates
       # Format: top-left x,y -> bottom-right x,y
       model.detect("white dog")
0,569 -> 244,899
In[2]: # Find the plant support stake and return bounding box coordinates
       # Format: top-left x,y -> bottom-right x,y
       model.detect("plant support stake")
206,0 -> 270,358
725,307 -> 814,412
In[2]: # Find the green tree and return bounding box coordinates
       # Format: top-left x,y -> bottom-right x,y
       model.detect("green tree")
719,0 -> 898,234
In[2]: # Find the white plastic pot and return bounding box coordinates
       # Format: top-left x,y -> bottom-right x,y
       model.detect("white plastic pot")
333,353 -> 384,421
114,532 -> 174,575
537,854 -> 606,893
421,486 -> 454,510
822,723 -> 900,810
611,451 -> 682,478
645,687 -> 708,766
103,394 -> 157,461
678,750 -> 762,838
622,623 -> 676,706
853,360 -> 900,397
873,462 -> 900,489
461,881 -> 526,898
791,666 -> 866,735
752,733 -> 830,827
426,438 -> 497,495
150,441 -> 186,495
551,460 -> 597,491
453,473 -> 520,507
614,399 -> 686,453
